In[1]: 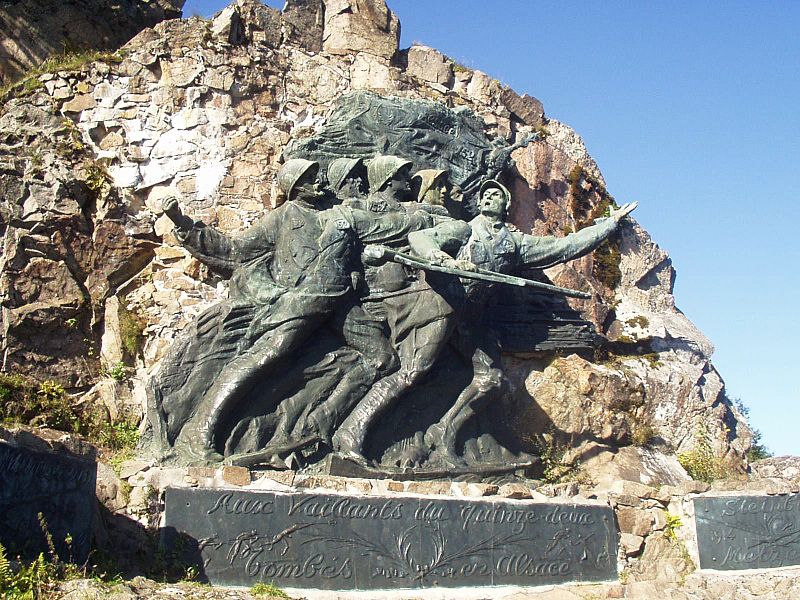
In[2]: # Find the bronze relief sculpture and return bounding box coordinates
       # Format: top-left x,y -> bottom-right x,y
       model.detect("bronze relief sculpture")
145,92 -> 635,476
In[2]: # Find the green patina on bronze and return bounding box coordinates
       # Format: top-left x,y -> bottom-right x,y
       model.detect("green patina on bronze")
144,93 -> 636,475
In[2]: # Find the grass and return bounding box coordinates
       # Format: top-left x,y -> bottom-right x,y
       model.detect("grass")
0,516 -> 86,600
0,373 -> 140,454
0,49 -> 125,104
677,425 -> 724,483
118,300 -> 146,359
252,581 -> 290,598
566,164 -> 624,289
664,513 -> 683,541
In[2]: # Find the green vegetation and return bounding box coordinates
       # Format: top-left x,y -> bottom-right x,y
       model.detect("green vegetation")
84,159 -> 111,198
677,425 -> 724,483
625,316 -> 649,329
0,373 -> 139,453
0,515 -> 85,600
105,361 -> 127,382
664,512 -> 683,541
1,49 -> 125,104
631,422 -> 656,447
533,434 -> 582,484
747,429 -> 772,462
566,165 -> 624,290
731,396 -> 772,462
252,581 -> 290,598
592,240 -> 622,290
0,376 -> 78,433
119,300 -> 147,359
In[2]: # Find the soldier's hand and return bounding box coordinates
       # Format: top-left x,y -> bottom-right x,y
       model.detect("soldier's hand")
453,259 -> 477,272
426,249 -> 452,266
162,197 -> 194,232
440,257 -> 477,272
162,197 -> 182,221
610,201 -> 638,222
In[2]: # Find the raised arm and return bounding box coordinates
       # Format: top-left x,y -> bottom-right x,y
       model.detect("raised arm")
517,202 -> 637,269
163,198 -> 277,273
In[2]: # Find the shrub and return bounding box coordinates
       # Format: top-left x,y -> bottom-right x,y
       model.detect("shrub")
678,426 -> 723,483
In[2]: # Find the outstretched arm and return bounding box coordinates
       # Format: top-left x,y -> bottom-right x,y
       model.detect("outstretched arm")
517,201 -> 637,269
162,198 -> 276,273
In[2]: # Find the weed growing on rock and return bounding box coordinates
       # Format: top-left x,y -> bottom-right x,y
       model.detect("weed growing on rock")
631,422 -> 656,447
534,434 -> 577,484
252,581 -> 290,598
118,300 -> 147,359
0,515 -> 85,599
104,361 -> 127,382
0,373 -> 140,453
0,50 -> 125,104
664,513 -> 683,541
678,425 -> 723,483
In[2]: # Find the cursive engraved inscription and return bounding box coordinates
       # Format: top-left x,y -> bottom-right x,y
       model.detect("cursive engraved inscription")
721,495 -> 799,517
695,494 -> 800,570
496,555 -> 571,576
287,495 -> 402,520
460,504 -> 538,533
543,505 -> 595,526
415,501 -> 448,523
207,492 -> 274,515
164,488 -> 618,589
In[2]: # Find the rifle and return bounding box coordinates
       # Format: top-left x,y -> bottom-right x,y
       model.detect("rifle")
363,245 -> 592,299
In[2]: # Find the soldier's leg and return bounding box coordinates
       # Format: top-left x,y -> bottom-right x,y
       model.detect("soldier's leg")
175,295 -> 332,461
426,332 -> 505,461
332,288 -> 457,459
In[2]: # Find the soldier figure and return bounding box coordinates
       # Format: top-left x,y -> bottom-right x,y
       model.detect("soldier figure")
326,157 -> 367,201
409,179 -> 637,464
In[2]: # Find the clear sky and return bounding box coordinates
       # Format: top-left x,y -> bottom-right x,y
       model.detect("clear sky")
182,0 -> 800,456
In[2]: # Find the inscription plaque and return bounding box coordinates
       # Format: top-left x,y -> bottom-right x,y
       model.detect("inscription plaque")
164,487 -> 617,589
0,442 -> 96,562
694,494 -> 800,570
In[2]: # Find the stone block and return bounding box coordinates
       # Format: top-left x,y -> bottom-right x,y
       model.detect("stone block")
679,480 -> 711,494
323,0 -> 400,59
616,506 -> 653,537
0,442 -> 95,562
500,87 -> 544,126
62,94 -> 96,113
454,482 -> 499,497
221,465 -> 251,487
620,532 -> 644,556
350,52 -> 393,90
498,483 -> 533,499
406,481 -> 452,496
611,480 -> 659,500
406,45 -> 454,87
386,480 -> 405,492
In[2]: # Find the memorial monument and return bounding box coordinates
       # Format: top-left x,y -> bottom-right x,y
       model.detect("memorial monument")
2,0 -> 783,595
143,90 -> 638,476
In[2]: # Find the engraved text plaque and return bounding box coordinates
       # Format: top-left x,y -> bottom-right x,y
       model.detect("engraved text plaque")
694,494 -> 800,570
164,487 -> 617,589
0,443 -> 96,562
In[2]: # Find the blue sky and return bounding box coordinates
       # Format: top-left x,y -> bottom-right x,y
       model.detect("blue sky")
183,0 -> 800,456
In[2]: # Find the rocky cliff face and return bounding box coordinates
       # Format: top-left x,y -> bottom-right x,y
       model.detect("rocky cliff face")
0,0 -> 752,472
0,0 -> 185,84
